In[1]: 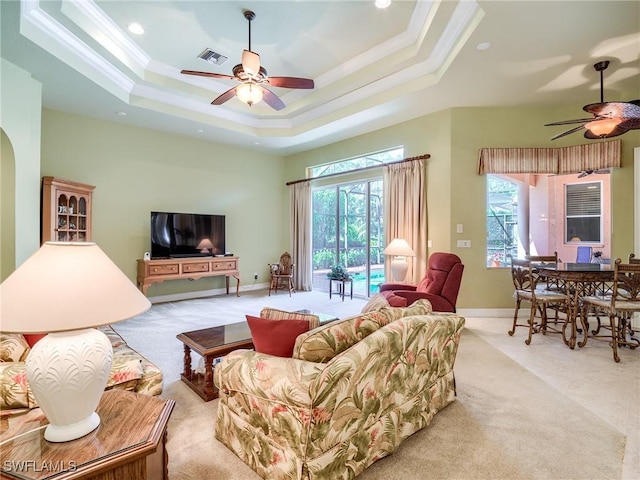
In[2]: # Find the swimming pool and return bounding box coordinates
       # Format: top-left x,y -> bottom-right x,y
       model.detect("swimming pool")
350,268 -> 385,295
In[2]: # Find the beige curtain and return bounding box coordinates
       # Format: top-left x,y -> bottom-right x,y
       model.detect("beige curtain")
289,182 -> 312,291
478,139 -> 620,174
383,158 -> 427,284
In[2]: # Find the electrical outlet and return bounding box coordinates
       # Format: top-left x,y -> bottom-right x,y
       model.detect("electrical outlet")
254,272 -> 258,280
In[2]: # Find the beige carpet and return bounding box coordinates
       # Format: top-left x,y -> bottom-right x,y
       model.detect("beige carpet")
114,292 -> 625,479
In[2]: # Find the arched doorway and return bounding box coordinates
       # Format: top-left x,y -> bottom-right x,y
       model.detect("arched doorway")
1,128 -> 16,280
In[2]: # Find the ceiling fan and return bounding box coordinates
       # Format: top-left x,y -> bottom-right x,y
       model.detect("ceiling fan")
181,9 -> 314,111
577,168 -> 609,178
545,61 -> 640,140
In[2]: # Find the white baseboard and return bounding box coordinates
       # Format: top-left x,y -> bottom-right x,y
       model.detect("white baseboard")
457,308 -> 514,318
148,282 -> 269,304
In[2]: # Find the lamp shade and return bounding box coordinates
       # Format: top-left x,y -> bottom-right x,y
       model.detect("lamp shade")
197,238 -> 214,252
383,238 -> 415,257
0,242 -> 150,333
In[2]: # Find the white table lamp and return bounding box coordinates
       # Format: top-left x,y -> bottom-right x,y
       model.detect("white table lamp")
0,242 -> 151,442
383,238 -> 416,282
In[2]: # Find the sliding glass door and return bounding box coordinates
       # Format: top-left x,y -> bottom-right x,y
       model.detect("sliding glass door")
312,179 -> 383,298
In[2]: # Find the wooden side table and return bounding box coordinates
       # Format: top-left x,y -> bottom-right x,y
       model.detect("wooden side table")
0,390 -> 174,480
329,277 -> 353,301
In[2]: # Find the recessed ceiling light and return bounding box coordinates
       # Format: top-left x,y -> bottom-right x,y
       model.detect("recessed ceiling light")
476,42 -> 491,51
128,23 -> 144,35
116,111 -> 127,116
375,0 -> 391,8
196,128 -> 204,133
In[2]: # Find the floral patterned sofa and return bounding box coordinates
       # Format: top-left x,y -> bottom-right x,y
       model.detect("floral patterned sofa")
214,300 -> 465,480
0,326 -> 163,416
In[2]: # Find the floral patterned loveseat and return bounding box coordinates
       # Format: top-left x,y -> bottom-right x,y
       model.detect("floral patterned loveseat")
0,326 -> 163,416
214,300 -> 465,480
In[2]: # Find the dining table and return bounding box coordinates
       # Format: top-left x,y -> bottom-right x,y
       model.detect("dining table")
532,262 -> 614,349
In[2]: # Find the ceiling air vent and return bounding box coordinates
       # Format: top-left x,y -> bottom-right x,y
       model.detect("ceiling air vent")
197,48 -> 228,66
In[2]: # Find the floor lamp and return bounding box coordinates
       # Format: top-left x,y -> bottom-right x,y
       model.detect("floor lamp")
0,242 -> 151,442
384,238 -> 415,282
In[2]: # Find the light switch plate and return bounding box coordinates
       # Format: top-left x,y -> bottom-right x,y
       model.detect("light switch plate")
456,224 -> 463,234
457,240 -> 471,248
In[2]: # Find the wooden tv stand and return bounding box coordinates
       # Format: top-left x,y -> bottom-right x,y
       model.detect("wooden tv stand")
137,256 -> 240,296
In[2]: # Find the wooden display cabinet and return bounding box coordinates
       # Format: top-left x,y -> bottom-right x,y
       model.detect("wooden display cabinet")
41,177 -> 95,243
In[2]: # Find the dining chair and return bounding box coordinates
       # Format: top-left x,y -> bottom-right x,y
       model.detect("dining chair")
629,253 -> 640,264
576,246 -> 593,263
527,252 -> 563,322
508,256 -> 570,345
580,258 -> 640,362
526,253 -> 559,287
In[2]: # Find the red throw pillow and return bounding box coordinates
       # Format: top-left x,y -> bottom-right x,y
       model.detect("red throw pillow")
246,315 -> 310,358
381,291 -> 408,307
24,334 -> 47,347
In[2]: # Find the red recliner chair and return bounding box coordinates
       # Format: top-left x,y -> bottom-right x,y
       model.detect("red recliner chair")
379,252 -> 464,312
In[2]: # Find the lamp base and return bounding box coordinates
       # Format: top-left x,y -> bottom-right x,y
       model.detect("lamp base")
44,412 -> 101,443
26,328 -> 113,443
390,257 -> 409,282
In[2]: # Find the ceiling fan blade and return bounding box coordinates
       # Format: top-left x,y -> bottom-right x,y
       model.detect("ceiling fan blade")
212,86 -> 238,105
242,50 -> 261,77
544,117 -> 595,126
267,77 -> 315,89
181,69 -> 235,81
261,87 -> 286,111
550,124 -> 586,140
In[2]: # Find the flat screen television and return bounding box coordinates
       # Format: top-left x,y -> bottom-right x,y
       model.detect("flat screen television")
150,211 -> 225,259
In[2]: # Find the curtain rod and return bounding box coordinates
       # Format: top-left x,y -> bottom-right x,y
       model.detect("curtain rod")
285,153 -> 430,186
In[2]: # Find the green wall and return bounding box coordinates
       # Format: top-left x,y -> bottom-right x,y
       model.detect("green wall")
286,105 -> 639,310
40,109 -> 288,298
1,129 -> 16,280
0,59 -> 42,272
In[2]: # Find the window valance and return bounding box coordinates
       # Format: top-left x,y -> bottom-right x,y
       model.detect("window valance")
477,140 -> 620,175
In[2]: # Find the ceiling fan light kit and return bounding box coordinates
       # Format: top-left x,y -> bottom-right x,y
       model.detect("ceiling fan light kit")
181,9 -> 314,110
545,60 -> 640,140
584,117 -> 621,136
236,82 -> 263,106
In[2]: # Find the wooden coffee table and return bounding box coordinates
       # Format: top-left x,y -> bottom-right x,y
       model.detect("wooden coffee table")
295,309 -> 339,324
177,313 -> 340,402
176,323 -> 253,401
